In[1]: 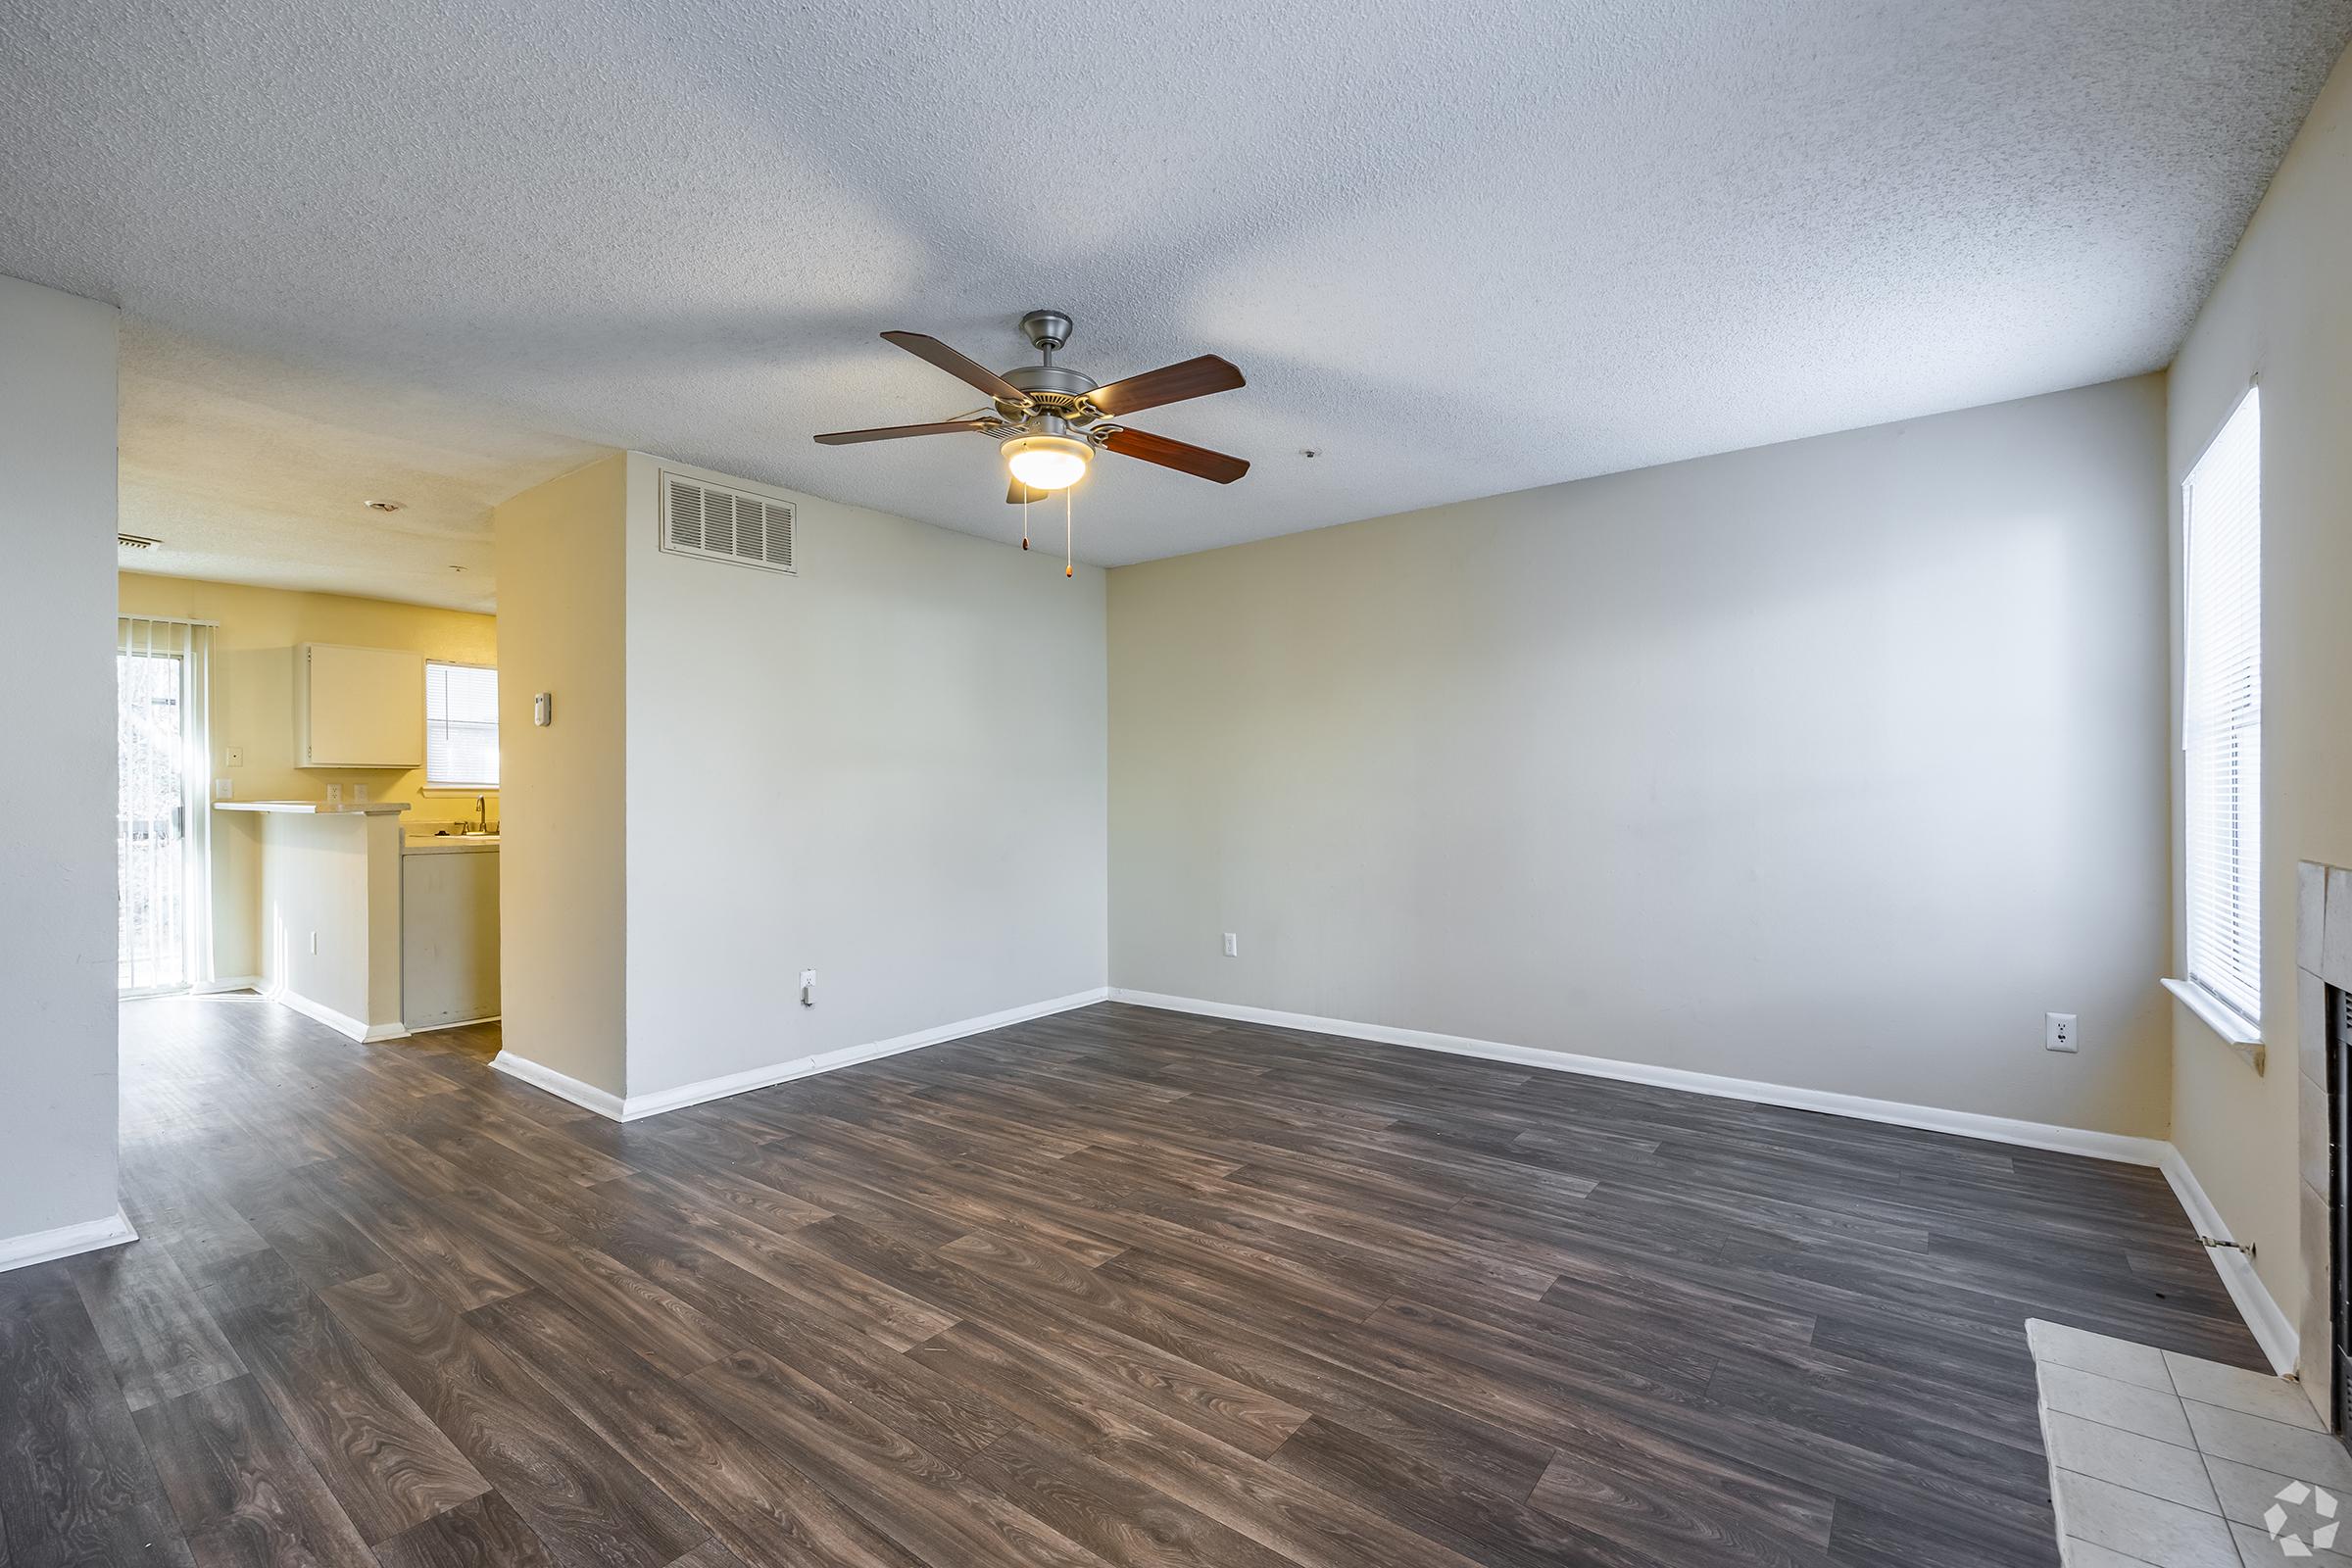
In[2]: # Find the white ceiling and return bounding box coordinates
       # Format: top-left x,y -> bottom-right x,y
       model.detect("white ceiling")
6,1 -> 2349,603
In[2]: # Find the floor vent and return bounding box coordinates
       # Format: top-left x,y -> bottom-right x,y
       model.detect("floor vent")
659,471 -> 795,574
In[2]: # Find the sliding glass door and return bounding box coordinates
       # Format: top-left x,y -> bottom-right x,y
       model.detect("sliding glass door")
117,617 -> 212,997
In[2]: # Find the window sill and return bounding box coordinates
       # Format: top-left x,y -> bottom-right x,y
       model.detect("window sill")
2162,978 -> 2266,1074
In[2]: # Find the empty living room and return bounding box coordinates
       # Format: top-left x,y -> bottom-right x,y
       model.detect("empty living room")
7,4 -> 2352,1566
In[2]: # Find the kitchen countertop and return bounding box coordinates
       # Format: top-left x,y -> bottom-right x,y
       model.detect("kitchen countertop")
403,835 -> 500,855
214,801 -> 411,815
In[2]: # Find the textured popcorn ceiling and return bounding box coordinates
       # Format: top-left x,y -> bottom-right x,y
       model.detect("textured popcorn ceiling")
5,1 -> 2349,605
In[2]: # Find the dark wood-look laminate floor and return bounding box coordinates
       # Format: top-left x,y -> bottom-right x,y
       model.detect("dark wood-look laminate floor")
1,997 -> 2257,1568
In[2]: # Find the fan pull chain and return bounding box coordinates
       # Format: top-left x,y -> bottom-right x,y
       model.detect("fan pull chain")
1020,490 -> 1029,551
1064,487 -> 1073,577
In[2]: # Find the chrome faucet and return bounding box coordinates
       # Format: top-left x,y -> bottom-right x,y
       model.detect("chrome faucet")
475,795 -> 488,834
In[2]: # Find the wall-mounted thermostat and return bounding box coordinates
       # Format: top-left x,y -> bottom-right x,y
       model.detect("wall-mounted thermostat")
533,692 -> 553,727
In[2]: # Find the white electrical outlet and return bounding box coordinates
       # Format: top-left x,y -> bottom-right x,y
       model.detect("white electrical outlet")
215,778 -> 233,800
352,783 -> 368,804
2045,1011 -> 2078,1053
325,783 -> 342,808
1222,932 -> 1239,957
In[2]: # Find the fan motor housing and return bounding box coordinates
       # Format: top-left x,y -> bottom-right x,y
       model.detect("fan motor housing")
1001,363 -> 1100,401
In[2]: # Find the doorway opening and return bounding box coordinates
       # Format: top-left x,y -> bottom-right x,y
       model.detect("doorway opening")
116,615 -> 212,997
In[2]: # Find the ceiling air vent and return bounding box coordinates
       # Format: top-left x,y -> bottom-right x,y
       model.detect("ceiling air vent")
119,532 -> 161,551
659,471 -> 795,574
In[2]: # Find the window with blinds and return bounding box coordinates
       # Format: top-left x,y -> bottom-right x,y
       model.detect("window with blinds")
425,662 -> 500,790
2182,387 -> 2262,1030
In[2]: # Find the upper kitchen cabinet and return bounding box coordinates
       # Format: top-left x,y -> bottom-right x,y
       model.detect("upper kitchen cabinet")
297,643 -> 424,767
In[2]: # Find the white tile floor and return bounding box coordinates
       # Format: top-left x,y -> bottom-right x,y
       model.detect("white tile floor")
2031,1319 -> 2344,1567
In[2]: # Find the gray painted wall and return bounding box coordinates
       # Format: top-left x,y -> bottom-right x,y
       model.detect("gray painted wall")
0,274 -> 122,1245
622,454 -> 1108,1101
1108,375 -> 2173,1137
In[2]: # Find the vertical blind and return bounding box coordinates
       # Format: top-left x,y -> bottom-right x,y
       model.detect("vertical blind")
117,616 -> 214,996
425,662 -> 501,788
2182,387 -> 2262,1028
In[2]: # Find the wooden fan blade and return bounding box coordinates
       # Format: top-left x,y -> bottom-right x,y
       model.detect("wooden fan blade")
1006,477 -> 1053,505
880,331 -> 1028,404
1087,355 -> 1245,416
1101,426 -> 1250,483
812,420 -> 988,445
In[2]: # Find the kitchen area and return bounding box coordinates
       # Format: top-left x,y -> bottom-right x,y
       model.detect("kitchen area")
119,570 -> 507,1044
211,642 -> 501,1042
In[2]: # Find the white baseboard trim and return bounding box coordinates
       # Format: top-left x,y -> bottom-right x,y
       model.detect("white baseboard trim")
490,987 -> 1112,1124
271,987 -> 410,1044
188,974 -> 264,995
2158,1147 -> 2298,1376
408,1013 -> 502,1036
489,1051 -> 627,1119
0,1208 -> 138,1275
1111,988 -> 2304,1368
618,987 -> 1113,1121
1108,990 -> 2170,1166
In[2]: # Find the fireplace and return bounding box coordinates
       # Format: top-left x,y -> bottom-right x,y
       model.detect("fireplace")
2335,980 -> 2352,1448
2297,861 -> 2352,1437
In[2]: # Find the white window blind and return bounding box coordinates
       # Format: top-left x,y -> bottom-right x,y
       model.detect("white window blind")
2182,387 -> 2262,1029
425,662 -> 500,789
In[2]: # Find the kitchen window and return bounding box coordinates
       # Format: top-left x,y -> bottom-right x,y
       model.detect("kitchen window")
424,661 -> 500,790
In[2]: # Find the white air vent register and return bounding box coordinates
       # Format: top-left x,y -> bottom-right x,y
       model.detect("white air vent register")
660,471 -> 795,574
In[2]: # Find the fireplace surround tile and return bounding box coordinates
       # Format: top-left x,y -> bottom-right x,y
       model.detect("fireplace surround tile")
2324,866 -> 2352,988
2033,1322 -> 2341,1564
2031,1319 -> 2178,1393
2168,1349 -> 2328,1430
2304,967 -> 2329,1092
2303,1176 -> 2332,1418
2303,1082 -> 2331,1197
2302,859 -> 2328,977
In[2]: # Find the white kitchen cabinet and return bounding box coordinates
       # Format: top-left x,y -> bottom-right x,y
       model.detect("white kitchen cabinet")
296,642 -> 424,767
402,844 -> 499,1029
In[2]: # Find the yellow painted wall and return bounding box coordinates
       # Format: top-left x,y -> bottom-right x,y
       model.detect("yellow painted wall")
116,571 -> 500,979
492,455 -> 628,1097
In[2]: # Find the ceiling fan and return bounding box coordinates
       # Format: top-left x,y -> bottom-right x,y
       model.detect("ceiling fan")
813,310 -> 1250,504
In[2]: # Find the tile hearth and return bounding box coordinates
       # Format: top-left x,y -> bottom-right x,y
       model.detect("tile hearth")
2033,1319 -> 2348,1566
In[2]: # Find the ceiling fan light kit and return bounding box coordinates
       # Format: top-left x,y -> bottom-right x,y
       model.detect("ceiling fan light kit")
1003,430 -> 1091,492
813,310 -> 1251,571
